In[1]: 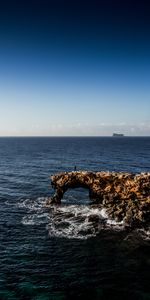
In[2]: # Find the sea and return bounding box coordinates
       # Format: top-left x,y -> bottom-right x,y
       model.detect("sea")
0,137 -> 150,300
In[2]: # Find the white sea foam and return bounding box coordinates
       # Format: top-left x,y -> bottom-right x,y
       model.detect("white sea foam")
46,205 -> 125,239
18,197 -> 48,211
17,197 -> 108,238
22,212 -> 49,225
17,197 -> 148,240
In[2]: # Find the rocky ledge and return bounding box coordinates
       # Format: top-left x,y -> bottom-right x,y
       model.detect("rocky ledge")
47,171 -> 150,227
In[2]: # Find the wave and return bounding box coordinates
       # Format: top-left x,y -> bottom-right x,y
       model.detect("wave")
46,205 -> 124,240
13,197 -> 150,240
18,197 -> 48,211
22,212 -> 49,225
17,197 -> 123,239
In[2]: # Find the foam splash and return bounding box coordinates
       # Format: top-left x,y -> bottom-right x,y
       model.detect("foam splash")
18,197 -> 48,211
18,197 -> 124,239
47,205 -> 107,239
47,207 -> 124,239
19,197 -> 50,226
22,212 -> 49,225
15,197 -> 149,240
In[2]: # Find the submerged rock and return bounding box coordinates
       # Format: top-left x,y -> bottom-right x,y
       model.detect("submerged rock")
49,171 -> 150,227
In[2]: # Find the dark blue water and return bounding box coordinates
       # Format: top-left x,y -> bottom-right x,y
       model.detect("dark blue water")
0,137 -> 150,299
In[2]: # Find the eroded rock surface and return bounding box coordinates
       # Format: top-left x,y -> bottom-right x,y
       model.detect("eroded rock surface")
48,171 -> 150,227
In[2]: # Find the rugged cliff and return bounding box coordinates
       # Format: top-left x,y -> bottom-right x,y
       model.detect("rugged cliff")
48,171 -> 150,227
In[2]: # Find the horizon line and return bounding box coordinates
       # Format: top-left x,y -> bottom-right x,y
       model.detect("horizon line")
0,135 -> 149,138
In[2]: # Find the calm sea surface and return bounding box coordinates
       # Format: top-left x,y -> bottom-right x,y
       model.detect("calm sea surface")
0,137 -> 150,300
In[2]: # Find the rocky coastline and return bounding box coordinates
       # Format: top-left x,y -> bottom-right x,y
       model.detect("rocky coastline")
47,171 -> 150,227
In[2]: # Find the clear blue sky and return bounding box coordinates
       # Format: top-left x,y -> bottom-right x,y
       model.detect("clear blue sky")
0,0 -> 150,136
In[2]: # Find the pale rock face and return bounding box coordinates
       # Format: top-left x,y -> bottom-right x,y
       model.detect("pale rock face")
48,171 -> 150,227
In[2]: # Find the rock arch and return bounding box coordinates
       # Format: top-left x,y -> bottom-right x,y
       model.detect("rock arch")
49,173 -> 95,204
47,171 -> 150,227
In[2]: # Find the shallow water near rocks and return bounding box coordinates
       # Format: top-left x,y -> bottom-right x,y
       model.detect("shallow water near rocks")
0,137 -> 150,299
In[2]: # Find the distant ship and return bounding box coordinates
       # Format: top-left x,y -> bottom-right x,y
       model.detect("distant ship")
113,133 -> 124,137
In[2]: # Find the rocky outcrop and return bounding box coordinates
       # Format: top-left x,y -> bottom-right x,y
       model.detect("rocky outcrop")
48,171 -> 150,227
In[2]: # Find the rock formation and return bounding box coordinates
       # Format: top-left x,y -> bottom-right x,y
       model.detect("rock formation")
48,171 -> 150,227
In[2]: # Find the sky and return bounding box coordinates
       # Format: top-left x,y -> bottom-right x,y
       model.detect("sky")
0,0 -> 150,136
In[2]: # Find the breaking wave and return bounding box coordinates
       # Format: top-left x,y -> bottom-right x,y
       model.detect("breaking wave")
46,205 -> 124,239
15,197 -> 150,240
18,197 -> 123,239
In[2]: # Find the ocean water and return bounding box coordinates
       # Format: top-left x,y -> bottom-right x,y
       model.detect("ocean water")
0,137 -> 150,300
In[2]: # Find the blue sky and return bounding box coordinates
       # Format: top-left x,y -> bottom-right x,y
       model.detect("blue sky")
0,0 -> 150,136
